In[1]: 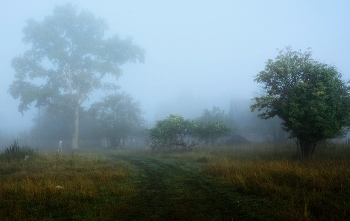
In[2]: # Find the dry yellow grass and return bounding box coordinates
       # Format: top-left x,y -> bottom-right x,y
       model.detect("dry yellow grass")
1,145 -> 349,220
0,151 -> 135,220
194,144 -> 350,220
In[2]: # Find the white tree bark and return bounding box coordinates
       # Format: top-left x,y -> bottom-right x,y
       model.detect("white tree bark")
72,104 -> 80,149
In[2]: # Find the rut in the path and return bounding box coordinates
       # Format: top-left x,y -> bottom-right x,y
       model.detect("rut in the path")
112,154 -> 268,221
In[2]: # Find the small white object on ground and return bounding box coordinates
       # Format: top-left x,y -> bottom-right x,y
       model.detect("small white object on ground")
58,141 -> 63,152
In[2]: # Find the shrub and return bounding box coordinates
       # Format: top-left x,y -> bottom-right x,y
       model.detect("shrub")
2,140 -> 36,161
148,115 -> 199,151
148,114 -> 230,151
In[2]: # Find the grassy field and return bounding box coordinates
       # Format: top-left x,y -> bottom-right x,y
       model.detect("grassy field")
174,144 -> 350,220
0,143 -> 349,220
0,150 -> 134,220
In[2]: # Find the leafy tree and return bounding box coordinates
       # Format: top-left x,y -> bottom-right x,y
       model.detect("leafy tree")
195,122 -> 231,145
89,93 -> 146,147
8,4 -> 144,149
148,113 -> 230,151
198,106 -> 236,128
195,107 -> 232,144
251,47 -> 350,158
148,115 -> 199,151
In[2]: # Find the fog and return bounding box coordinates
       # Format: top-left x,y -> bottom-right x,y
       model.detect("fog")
1,1 -> 350,139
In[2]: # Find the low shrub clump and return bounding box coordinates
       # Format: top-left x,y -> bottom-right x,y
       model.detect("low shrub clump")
1,140 -> 37,162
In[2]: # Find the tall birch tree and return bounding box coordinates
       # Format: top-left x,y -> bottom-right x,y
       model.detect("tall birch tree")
9,4 -> 144,149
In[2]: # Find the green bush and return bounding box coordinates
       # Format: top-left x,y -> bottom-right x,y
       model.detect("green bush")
148,114 -> 230,151
148,115 -> 200,151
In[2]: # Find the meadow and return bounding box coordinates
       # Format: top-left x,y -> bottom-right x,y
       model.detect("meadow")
0,142 -> 349,220
0,144 -> 134,220
176,144 -> 350,220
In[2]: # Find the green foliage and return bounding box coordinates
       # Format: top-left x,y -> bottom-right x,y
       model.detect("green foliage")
195,122 -> 231,144
8,4 -> 144,149
89,93 -> 146,147
196,106 -> 232,144
149,115 -> 198,151
148,114 -> 230,151
1,140 -> 36,161
197,106 -> 236,128
251,47 -> 350,158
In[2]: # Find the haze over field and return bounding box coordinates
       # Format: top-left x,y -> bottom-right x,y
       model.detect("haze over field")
1,0 -> 350,134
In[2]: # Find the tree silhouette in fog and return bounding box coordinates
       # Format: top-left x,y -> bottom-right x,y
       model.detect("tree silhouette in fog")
9,4 -> 144,149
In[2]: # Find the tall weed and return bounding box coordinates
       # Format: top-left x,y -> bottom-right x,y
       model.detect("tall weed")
1,140 -> 36,162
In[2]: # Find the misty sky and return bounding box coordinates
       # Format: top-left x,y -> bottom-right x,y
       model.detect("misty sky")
1,0 -> 350,133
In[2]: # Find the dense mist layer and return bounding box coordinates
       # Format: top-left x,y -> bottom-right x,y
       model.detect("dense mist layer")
1,1 -> 350,148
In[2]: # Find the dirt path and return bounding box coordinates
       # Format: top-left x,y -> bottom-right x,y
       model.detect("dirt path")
112,153 -> 271,221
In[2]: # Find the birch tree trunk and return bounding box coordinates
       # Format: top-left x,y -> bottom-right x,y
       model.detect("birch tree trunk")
72,104 -> 80,149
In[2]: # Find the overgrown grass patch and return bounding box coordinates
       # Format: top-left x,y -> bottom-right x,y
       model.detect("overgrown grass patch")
198,144 -> 350,220
1,144 -> 349,220
0,151 -> 135,220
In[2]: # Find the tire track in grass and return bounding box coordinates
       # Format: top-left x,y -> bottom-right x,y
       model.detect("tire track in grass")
112,154 -> 273,221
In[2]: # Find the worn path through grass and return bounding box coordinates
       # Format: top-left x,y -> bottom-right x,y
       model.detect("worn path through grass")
111,152 -> 274,221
